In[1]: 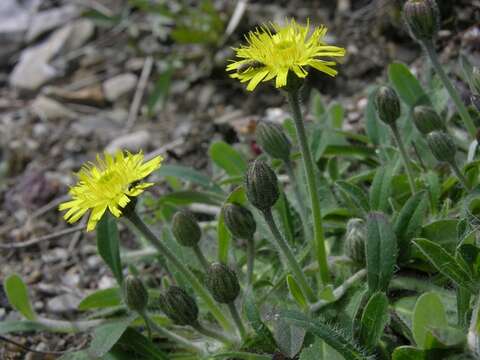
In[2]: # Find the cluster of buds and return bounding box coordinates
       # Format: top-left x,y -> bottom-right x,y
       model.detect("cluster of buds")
172,210 -> 201,247
403,0 -> 440,43
223,203 -> 256,240
255,121 -> 292,163
159,286 -> 199,326
206,263 -> 240,304
245,159 -> 280,212
375,86 -> 401,127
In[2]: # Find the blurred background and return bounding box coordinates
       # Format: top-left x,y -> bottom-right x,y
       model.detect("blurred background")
0,0 -> 478,356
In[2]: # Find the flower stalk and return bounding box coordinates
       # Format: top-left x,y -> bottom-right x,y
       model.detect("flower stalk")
124,210 -> 233,332
287,88 -> 330,286
423,41 -> 476,139
262,207 -> 316,302
390,124 -> 417,194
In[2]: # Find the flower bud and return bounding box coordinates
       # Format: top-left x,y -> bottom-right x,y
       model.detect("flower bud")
255,121 -> 291,162
223,203 -> 256,240
123,275 -> 148,313
403,0 -> 440,42
375,86 -> 401,126
172,210 -> 201,247
206,262 -> 240,304
159,286 -> 199,326
344,218 -> 366,265
472,67 -> 480,95
427,130 -> 456,163
245,159 -> 279,211
412,105 -> 444,134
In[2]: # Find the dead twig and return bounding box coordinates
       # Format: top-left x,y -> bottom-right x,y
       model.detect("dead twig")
0,225 -> 84,250
125,56 -> 154,132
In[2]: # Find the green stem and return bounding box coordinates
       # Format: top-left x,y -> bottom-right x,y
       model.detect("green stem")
124,211 -> 233,332
285,159 -> 311,242
262,208 -> 316,302
192,243 -> 210,271
309,269 -> 366,312
227,302 -> 246,339
193,321 -> 236,344
450,161 -> 471,191
287,89 -> 330,286
391,124 -> 417,194
246,237 -> 255,288
144,314 -> 205,354
423,41 -> 476,139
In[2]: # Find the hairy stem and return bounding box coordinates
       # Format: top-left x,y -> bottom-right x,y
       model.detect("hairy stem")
192,243 -> 210,271
228,302 -> 246,339
262,208 -> 316,302
423,41 -> 476,139
391,124 -> 416,194
287,89 -> 330,286
124,210 -> 233,332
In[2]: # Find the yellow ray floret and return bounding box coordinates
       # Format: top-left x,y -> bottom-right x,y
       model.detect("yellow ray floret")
59,151 -> 163,231
226,19 -> 346,91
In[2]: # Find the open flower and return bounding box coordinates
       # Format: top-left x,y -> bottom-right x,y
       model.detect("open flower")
226,19 -> 346,91
59,151 -> 163,231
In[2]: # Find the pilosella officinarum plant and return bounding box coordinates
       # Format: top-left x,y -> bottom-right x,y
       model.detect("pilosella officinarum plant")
3,2 -> 480,359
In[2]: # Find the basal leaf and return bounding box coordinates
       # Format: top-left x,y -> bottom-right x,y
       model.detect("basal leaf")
4,274 -> 37,320
359,292 -> 389,350
209,141 -> 247,177
412,292 -> 448,349
388,62 -> 428,108
78,288 -> 122,310
97,213 -> 124,285
369,166 -> 393,213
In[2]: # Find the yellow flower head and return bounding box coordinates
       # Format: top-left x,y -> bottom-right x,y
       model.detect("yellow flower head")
59,151 -> 163,231
226,19 -> 346,91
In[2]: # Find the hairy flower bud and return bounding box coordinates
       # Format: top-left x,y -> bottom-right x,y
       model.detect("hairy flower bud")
245,159 -> 279,211
472,67 -> 480,95
172,210 -> 201,247
427,130 -> 456,163
255,121 -> 292,162
403,0 -> 440,42
375,86 -> 401,126
223,203 -> 256,240
159,286 -> 199,326
344,218 -> 366,265
412,105 -> 444,134
124,275 -> 148,313
206,262 -> 240,304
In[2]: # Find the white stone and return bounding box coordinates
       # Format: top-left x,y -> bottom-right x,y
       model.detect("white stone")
103,73 -> 138,102
31,95 -> 76,120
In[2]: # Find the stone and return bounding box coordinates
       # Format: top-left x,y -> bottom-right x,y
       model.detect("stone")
26,5 -> 79,42
0,0 -> 41,64
103,73 -> 138,102
31,95 -> 76,120
105,130 -> 151,153
46,293 -> 81,313
9,19 -> 95,91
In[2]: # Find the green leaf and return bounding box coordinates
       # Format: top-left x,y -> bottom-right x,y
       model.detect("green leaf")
392,346 -> 426,360
459,54 -> 475,93
281,310 -> 370,360
97,213 -> 124,285
366,212 -> 397,292
78,288 -> 121,310
412,292 -> 448,349
273,313 -> 306,358
156,164 -> 222,193
87,316 -> 135,358
359,292 -> 390,350
218,186 -> 247,263
209,141 -> 247,177
388,62 -> 428,108
421,219 -> 458,252
159,190 -> 223,206
287,274 -> 308,311
299,338 -> 343,360
394,191 -> 429,262
336,180 -> 370,215
369,166 -> 393,212
4,274 -> 37,320
115,327 -> 168,359
244,294 -> 277,351
413,239 -> 478,293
